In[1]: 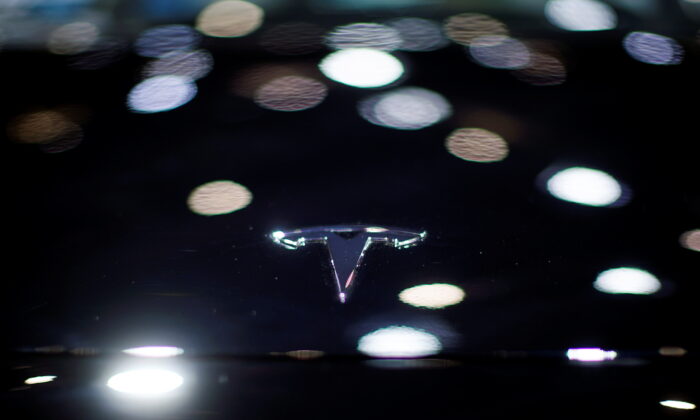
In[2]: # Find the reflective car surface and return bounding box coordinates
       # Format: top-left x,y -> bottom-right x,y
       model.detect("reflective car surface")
2,0 -> 699,418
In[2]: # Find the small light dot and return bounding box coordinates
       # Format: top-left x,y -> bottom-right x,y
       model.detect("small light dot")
325,22 -> 402,51
357,326 -> 442,358
623,32 -> 683,65
187,180 -> 253,216
446,128 -> 509,163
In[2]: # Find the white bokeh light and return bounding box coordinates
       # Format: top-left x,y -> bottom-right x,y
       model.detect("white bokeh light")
127,75 -> 197,113
325,22 -> 402,51
660,400 -> 696,410
359,87 -> 451,130
545,0 -> 617,31
24,375 -> 57,385
546,167 -> 623,207
566,348 -> 617,362
122,346 -> 184,358
594,267 -> 661,295
107,369 -> 184,397
398,283 -> 465,309
319,48 -> 404,88
469,35 -> 530,69
623,32 -> 683,65
357,326 -> 442,358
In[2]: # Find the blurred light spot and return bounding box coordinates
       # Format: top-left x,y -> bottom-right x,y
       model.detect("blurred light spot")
659,346 -> 687,357
68,39 -> 128,70
660,400 -> 696,410
359,87 -> 451,130
679,229 -> 700,252
25,375 -> 56,385
196,0 -> 264,38
271,230 -> 286,239
399,283 -> 465,309
286,350 -> 325,360
594,267 -> 661,295
319,48 -> 403,88
48,22 -> 99,55
445,128 -> 508,163
357,326 -> 442,358
107,369 -> 183,397
388,17 -> 447,52
134,25 -> 200,58
231,63 -> 318,98
443,13 -> 508,46
260,22 -> 324,55
469,35 -> 530,69
546,167 -> 622,207
187,180 -> 253,216
7,110 -> 79,145
143,50 -> 213,80
123,346 -> 184,358
127,75 -> 197,113
623,32 -> 683,65
566,348 -> 617,362
545,0 -> 617,31
513,52 -> 566,86
254,76 -> 327,112
325,22 -> 402,51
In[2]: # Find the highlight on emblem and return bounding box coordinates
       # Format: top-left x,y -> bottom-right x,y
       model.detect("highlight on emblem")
270,225 -> 426,303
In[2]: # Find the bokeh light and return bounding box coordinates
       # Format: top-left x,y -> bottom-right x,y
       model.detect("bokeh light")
8,110 -> 77,144
134,25 -> 200,58
513,52 -> 566,86
107,369 -> 183,397
319,48 -> 404,88
623,32 -> 683,65
187,180 -> 253,216
196,0 -> 264,38
660,400 -> 696,410
566,348 -> 617,362
469,35 -> 530,69
254,76 -> 327,112
359,87 -> 451,130
143,50 -> 213,80
260,22 -> 324,55
546,167 -> 622,207
443,13 -> 508,46
123,346 -> 184,358
24,376 -> 56,385
659,346 -> 687,357
127,75 -> 197,113
388,17 -> 447,52
325,22 -> 402,51
679,229 -> 700,252
445,128 -> 509,163
594,267 -> 661,295
48,21 -> 99,55
399,283 -> 465,309
545,0 -> 617,31
357,326 -> 442,358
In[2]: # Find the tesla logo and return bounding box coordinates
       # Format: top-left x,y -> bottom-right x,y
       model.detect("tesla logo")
270,225 -> 426,303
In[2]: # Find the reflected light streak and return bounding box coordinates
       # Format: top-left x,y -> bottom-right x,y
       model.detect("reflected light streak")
445,128 -> 509,163
24,376 -> 56,385
359,87 -> 451,130
546,167 -> 622,207
623,32 -> 683,65
389,17 -> 447,52
325,22 -> 402,51
134,25 -> 200,58
545,0 -> 617,31
319,48 -> 403,88
123,346 -> 184,358
107,369 -> 183,397
680,229 -> 700,252
127,75 -> 197,113
443,13 -> 508,46
48,22 -> 99,55
594,267 -> 661,295
566,348 -> 617,362
254,76 -> 327,112
196,0 -> 264,38
187,180 -> 253,216
469,35 -> 530,70
399,283 -> 465,309
143,50 -> 213,80
660,400 -> 696,410
357,326 -> 442,358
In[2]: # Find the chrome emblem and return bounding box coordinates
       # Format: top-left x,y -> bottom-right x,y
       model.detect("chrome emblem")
270,225 -> 426,303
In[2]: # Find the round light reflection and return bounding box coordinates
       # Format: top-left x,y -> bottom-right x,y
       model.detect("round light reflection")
399,283 -> 465,309
594,267 -> 661,295
357,326 -> 442,358
319,48 -> 404,88
196,0 -> 264,38
254,76 -> 328,112
545,0 -> 617,31
359,87 -> 451,130
187,180 -> 253,216
546,167 -> 622,207
106,369 -> 183,396
446,128 -> 509,163
623,32 -> 683,65
127,75 -> 197,113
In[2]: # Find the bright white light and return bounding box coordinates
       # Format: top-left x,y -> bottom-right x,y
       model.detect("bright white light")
24,375 -> 56,385
546,167 -> 622,207
271,231 -> 285,240
326,23 -> 402,51
319,48 -> 404,88
545,0 -> 617,31
122,346 -> 184,358
594,267 -> 661,295
107,369 -> 183,397
357,326 -> 442,358
127,75 -> 197,113
469,36 -> 530,69
359,87 -> 451,130
660,400 -> 696,410
623,32 -> 683,65
399,283 -> 465,309
566,348 -> 617,362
